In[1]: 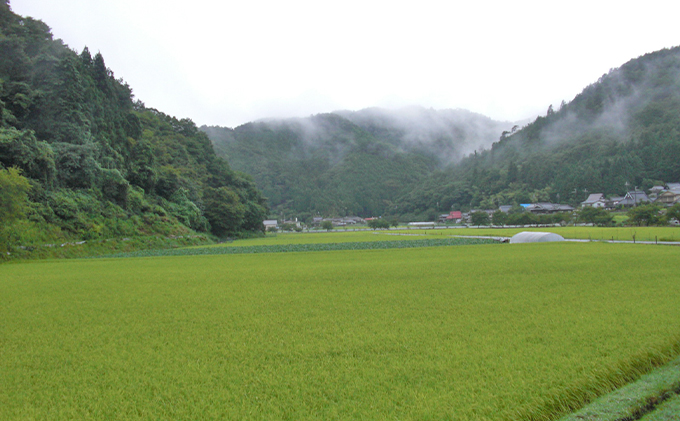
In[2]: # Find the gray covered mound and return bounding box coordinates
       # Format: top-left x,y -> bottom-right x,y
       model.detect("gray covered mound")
509,231 -> 565,244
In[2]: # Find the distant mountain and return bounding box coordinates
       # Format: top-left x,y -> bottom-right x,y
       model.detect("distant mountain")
336,106 -> 514,165
202,107 -> 514,219
394,46 -> 680,220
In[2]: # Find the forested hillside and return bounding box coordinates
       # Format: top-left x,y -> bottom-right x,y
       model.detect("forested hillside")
394,46 -> 680,220
0,1 -> 266,256
203,108 -> 513,220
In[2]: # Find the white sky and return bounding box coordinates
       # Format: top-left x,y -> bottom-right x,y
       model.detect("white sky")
10,0 -> 680,128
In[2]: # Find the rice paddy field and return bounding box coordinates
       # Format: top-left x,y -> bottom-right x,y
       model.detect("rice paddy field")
1,239 -> 680,420
393,226 -> 680,242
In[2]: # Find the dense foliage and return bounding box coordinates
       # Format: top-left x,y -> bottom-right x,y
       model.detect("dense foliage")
203,114 -> 435,220
203,108 -> 512,221
394,46 -> 680,218
0,1 -> 266,254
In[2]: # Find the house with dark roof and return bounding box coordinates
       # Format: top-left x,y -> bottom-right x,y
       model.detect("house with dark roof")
656,190 -> 680,206
619,190 -> 651,206
526,203 -> 575,214
617,191 -> 650,207
581,193 -> 606,208
607,196 -> 624,208
649,185 -> 666,194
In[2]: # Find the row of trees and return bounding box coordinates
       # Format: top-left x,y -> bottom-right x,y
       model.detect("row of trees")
467,204 -> 680,227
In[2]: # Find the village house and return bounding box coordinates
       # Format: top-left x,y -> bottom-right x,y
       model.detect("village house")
655,189 -> 680,206
438,211 -> 462,223
581,193 -> 607,208
617,190 -> 650,207
525,203 -> 574,214
606,196 -> 624,208
263,220 -> 278,230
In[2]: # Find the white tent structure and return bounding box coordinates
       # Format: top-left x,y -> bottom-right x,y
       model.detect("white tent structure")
509,231 -> 565,244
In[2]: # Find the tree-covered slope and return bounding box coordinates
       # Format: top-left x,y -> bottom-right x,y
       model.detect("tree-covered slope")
0,1 -> 266,255
336,106 -> 514,165
202,108 -> 513,219
394,46 -> 680,218
203,114 -> 434,219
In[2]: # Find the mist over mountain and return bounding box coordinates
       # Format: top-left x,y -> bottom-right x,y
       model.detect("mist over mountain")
202,108 -> 515,219
336,106 -> 515,165
394,46 -> 680,220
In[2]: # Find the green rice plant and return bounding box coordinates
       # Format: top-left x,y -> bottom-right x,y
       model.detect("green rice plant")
196,231 -> 430,248
101,237 -> 495,258
395,226 -> 680,242
1,243 -> 679,420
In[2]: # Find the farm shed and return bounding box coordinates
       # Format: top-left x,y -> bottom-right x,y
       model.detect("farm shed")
509,232 -> 565,244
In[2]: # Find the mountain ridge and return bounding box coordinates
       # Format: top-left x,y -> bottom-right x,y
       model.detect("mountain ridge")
202,107 -> 515,219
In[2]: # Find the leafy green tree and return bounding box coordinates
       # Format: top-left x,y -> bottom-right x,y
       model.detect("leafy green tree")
491,210 -> 507,226
368,218 -> 390,229
507,212 -> 537,225
578,206 -> 613,226
627,203 -> 662,226
666,203 -> 680,223
203,186 -> 246,237
0,167 -> 31,253
470,211 -> 490,226
164,188 -> 208,231
0,127 -> 56,185
0,166 -> 30,224
321,220 -> 333,231
51,141 -> 99,189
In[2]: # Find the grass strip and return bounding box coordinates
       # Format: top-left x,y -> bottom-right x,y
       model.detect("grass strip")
93,237 -> 498,258
640,394 -> 680,420
558,356 -> 680,421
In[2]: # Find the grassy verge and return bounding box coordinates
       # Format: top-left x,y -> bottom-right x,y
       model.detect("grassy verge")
641,394 -> 680,420
2,234 -> 214,261
559,356 -> 680,421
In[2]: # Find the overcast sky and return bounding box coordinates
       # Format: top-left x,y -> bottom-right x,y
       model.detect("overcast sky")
10,0 -> 680,128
